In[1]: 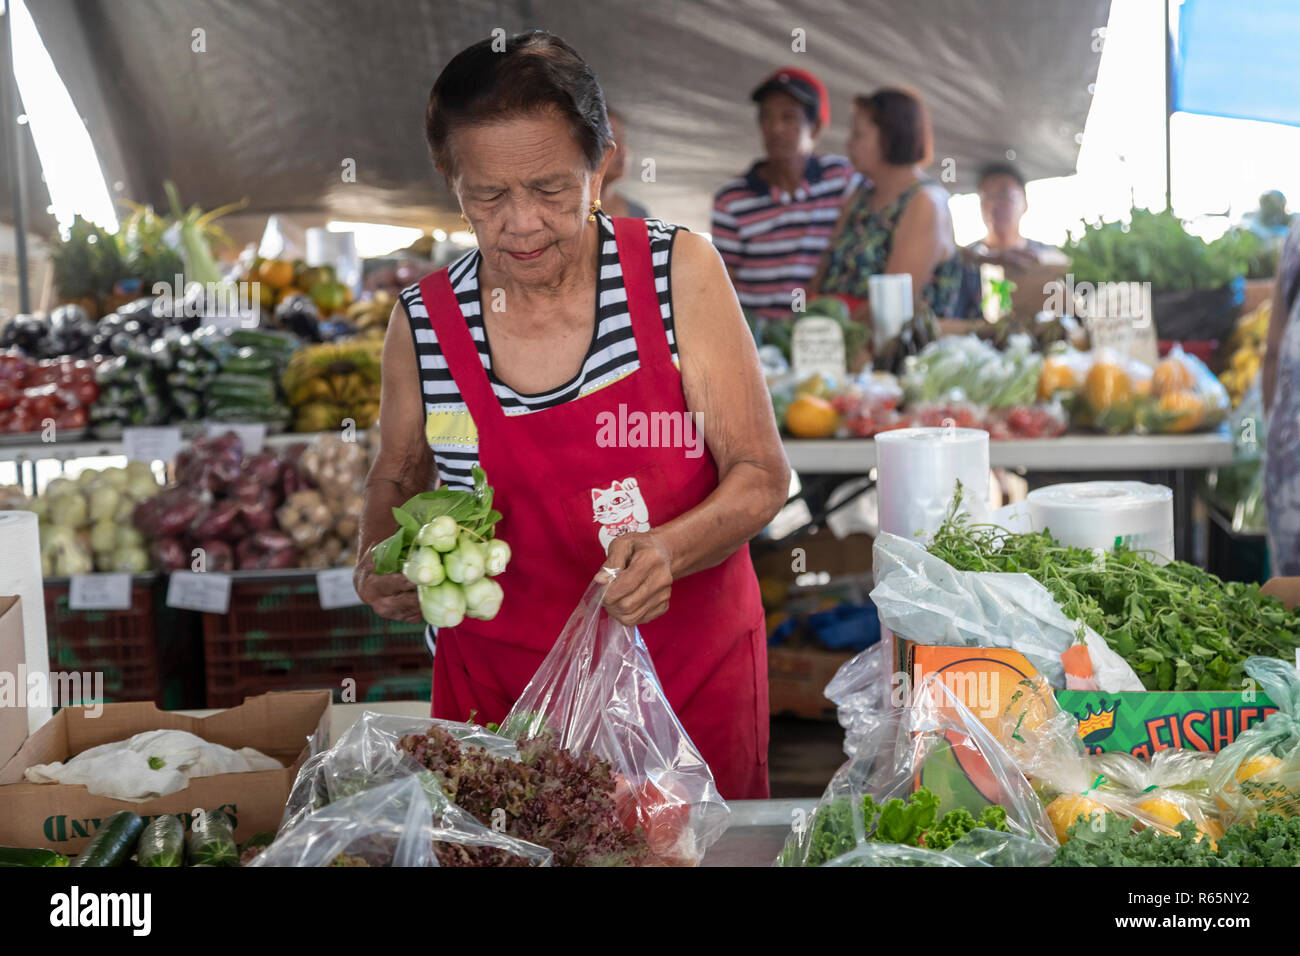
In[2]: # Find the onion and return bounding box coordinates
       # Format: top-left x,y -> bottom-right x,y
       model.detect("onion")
199,539 -> 234,573
243,453 -> 283,488
241,491 -> 278,532
191,499 -> 243,541
151,537 -> 188,572
156,492 -> 203,538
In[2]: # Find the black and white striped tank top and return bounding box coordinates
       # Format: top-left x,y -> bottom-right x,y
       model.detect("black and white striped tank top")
399,211 -> 682,490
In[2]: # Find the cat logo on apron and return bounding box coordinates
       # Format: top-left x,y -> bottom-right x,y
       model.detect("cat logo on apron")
591,477 -> 651,550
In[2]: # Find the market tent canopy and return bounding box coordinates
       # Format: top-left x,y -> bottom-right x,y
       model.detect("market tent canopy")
1172,0 -> 1300,128
25,0 -> 1110,235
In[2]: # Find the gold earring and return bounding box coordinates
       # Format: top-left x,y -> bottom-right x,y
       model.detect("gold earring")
588,198 -> 602,222
459,212 -> 473,235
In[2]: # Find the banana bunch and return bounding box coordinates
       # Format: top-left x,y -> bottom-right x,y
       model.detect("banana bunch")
346,291 -> 396,338
1219,300 -> 1270,407
283,339 -> 383,432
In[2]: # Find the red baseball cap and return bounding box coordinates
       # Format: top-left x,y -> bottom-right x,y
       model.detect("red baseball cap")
751,67 -> 831,128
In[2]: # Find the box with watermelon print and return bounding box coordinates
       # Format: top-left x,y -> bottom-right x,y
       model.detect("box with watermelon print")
898,642 -> 1277,763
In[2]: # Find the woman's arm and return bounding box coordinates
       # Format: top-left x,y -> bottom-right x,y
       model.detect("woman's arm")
602,231 -> 792,626
353,304 -> 436,623
883,185 -> 952,312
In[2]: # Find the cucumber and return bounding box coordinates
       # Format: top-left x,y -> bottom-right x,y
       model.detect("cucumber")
0,846 -> 69,867
187,810 -> 238,867
72,811 -> 144,867
136,815 -> 185,867
230,328 -> 297,353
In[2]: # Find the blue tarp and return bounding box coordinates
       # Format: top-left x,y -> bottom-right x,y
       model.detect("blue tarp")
1173,0 -> 1300,128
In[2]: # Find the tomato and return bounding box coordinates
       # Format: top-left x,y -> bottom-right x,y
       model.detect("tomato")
56,406 -> 87,430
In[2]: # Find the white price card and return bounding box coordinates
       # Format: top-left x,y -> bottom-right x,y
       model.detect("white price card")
791,315 -> 847,383
316,568 -> 363,610
165,571 -> 232,614
123,427 -> 183,463
206,421 -> 266,454
68,573 -> 132,611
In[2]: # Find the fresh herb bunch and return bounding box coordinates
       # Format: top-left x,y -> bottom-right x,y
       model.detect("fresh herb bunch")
928,485 -> 1300,691
1062,207 -> 1261,292
779,786 -> 1009,866
1053,812 -> 1300,867
397,725 -> 653,867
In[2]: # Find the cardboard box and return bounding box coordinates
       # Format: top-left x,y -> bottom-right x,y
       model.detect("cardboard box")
900,641 -> 1276,758
0,690 -> 330,853
0,596 -> 27,769
768,644 -> 857,720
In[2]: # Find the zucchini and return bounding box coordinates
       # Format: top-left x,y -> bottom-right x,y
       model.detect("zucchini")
136,814 -> 185,867
0,846 -> 69,867
72,811 -> 144,867
230,328 -> 297,353
187,810 -> 238,867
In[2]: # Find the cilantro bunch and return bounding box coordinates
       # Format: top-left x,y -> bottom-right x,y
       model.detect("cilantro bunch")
927,486 -> 1300,691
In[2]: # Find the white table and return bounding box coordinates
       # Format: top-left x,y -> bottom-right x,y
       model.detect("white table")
782,431 -> 1236,474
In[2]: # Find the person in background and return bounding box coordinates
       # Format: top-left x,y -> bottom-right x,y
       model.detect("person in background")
1263,217 -> 1300,574
600,108 -> 650,219
711,67 -> 857,319
964,162 -> 1064,269
955,162 -> 1067,320
813,88 -> 963,323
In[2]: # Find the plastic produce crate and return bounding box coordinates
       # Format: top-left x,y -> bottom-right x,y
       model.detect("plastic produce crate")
203,574 -> 430,708
43,577 -> 162,704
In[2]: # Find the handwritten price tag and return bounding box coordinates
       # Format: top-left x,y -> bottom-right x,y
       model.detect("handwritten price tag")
123,427 -> 183,463
68,573 -> 132,611
316,568 -> 362,610
205,422 -> 266,454
165,571 -> 232,614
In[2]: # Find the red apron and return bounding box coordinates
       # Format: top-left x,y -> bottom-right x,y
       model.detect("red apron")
417,217 -> 770,799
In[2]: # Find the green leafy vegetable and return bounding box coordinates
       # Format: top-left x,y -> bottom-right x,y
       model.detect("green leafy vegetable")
1053,812 -> 1300,867
928,484 -> 1300,691
778,787 -> 1010,866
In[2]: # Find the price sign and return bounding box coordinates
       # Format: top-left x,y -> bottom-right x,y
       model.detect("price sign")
165,571 -> 232,614
791,315 -> 847,382
316,568 -> 362,610
206,421 -> 266,454
123,427 -> 183,463
68,573 -> 132,611
1078,281 -> 1159,368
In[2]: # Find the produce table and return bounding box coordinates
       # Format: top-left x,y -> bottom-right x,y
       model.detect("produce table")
0,429 -> 331,465
785,430 -> 1236,563
174,700 -> 813,867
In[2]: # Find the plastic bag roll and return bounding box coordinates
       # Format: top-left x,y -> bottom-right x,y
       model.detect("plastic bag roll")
0,511 -> 51,732
1026,481 -> 1174,562
874,427 -> 989,542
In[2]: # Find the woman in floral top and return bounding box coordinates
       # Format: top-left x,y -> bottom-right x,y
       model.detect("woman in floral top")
813,89 -> 965,320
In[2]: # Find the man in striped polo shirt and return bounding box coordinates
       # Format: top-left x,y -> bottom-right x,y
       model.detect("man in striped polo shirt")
711,67 -> 858,320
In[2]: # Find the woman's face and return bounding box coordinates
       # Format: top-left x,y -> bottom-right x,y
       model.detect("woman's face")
847,106 -> 883,175
449,109 -> 605,284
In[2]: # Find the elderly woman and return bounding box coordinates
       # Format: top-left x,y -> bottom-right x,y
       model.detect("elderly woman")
353,31 -> 789,800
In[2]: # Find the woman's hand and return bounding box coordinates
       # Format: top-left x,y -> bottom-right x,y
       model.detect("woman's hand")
598,531 -> 673,627
354,550 -> 423,624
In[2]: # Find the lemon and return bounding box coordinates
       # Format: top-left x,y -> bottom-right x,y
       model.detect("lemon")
1047,794 -> 1107,843
1236,754 -> 1282,784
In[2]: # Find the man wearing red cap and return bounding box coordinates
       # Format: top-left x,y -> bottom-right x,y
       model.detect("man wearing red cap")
711,67 -> 858,320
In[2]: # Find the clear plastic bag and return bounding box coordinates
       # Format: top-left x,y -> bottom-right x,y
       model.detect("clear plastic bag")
869,532 -> 1145,692
252,775 -> 552,867
999,676 -> 1225,843
502,579 -> 730,866
824,639 -> 893,755
776,673 -> 1056,867
1209,656 -> 1300,823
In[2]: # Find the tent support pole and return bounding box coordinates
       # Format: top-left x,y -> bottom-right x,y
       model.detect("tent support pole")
2,0 -> 29,313
1164,0 -> 1173,212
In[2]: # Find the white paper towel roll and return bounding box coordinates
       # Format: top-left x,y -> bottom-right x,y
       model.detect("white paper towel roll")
1026,481 -> 1175,562
0,511 -> 50,732
875,427 -> 990,542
